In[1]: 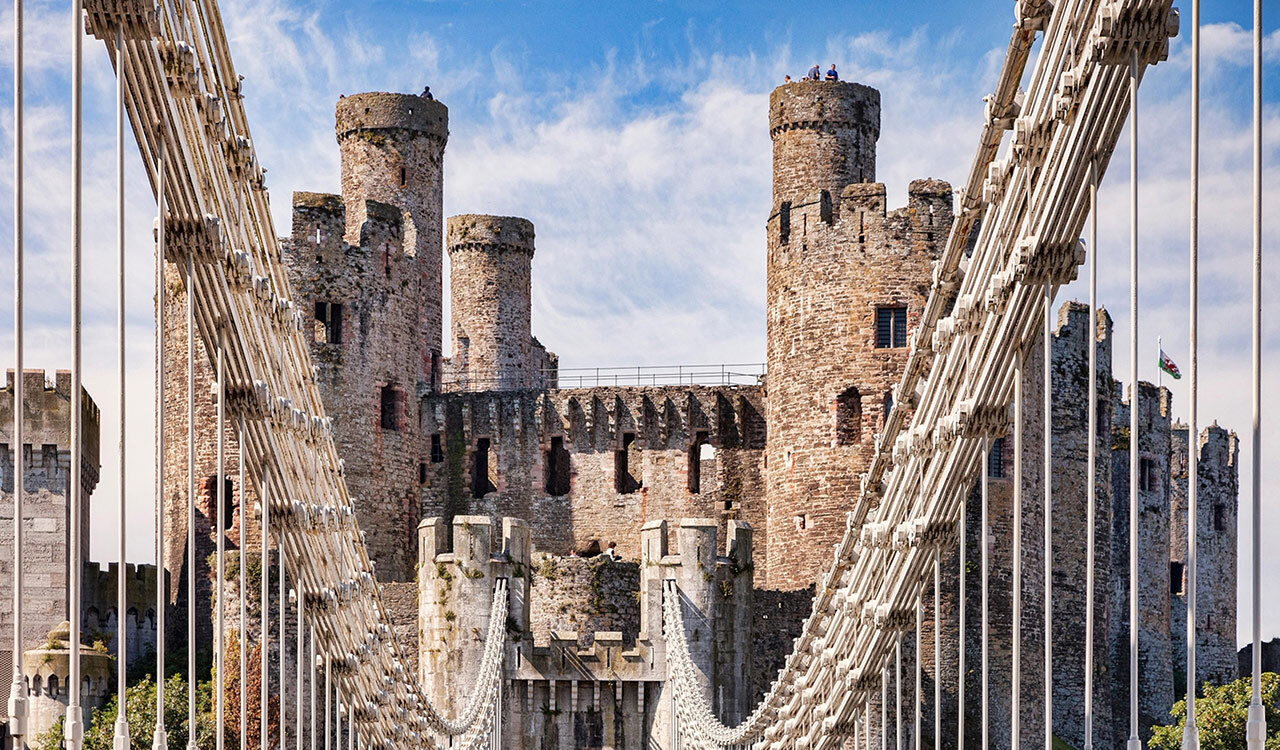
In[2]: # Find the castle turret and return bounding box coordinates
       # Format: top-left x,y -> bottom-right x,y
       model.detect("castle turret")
446,215 -> 539,391
336,91 -> 448,381
0,370 -> 100,674
764,78 -> 950,590
769,80 -> 880,215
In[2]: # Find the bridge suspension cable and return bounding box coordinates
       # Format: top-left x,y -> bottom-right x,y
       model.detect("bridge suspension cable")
659,0 -> 1189,747
0,0 -> 1265,748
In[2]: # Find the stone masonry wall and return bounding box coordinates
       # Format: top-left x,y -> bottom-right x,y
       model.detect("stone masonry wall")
1109,381 -> 1174,744
283,192 -> 428,582
1169,423 -> 1239,692
527,555 -> 641,649
764,178 -> 950,589
769,80 -> 880,214
447,215 -> 542,391
418,385 -> 766,563
335,91 -> 446,382
0,370 -> 101,686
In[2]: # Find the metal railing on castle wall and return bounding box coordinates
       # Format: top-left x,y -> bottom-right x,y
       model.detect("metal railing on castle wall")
437,363 -> 766,392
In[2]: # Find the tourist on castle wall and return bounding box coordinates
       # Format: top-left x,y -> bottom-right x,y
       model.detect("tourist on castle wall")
826,64 -> 839,81
807,63 -> 820,80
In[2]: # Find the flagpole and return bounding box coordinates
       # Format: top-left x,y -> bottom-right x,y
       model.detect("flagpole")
1158,336 -> 1162,389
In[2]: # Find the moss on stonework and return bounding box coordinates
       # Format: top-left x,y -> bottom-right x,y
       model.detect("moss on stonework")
354,130 -> 388,148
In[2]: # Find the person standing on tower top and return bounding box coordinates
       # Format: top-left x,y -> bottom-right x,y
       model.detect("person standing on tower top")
807,63 -> 820,80
421,85 -> 434,100
825,64 -> 839,81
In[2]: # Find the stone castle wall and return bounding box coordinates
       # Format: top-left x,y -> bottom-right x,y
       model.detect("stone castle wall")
335,91 -> 446,376
1169,423 -> 1239,691
1109,381 -> 1175,742
283,191 -> 427,582
418,385 -> 766,562
0,370 -> 101,686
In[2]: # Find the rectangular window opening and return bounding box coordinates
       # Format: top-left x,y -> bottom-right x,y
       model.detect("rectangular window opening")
430,434 -> 444,463
1214,505 -> 1227,532
875,306 -> 907,349
615,432 -> 641,494
418,462 -> 428,485
472,437 -> 496,498
1170,561 -> 1185,596
314,301 -> 342,345
688,431 -> 710,494
987,438 -> 1005,479
545,436 -> 571,496
380,385 -> 404,431
1139,457 -> 1157,492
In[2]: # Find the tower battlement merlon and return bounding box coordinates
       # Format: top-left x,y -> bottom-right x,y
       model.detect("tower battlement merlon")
1,369 -> 102,487
768,80 -> 881,138
446,214 -> 536,255
335,91 -> 449,144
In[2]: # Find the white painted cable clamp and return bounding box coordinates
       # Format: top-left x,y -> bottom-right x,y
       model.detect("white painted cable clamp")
159,41 -> 200,96
83,0 -> 161,41
983,157 -> 1012,205
858,472 -> 883,506
1014,0 -> 1052,31
1090,2 -> 1178,65
859,520 -> 891,549
985,268 -> 1017,314
1011,113 -> 1051,166
967,402 -> 1013,439
983,92 -> 1020,130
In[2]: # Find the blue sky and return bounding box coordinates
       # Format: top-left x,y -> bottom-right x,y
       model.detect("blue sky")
0,0 -> 1277,646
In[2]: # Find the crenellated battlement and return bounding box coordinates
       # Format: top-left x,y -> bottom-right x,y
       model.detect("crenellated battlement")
417,514 -> 753,745
767,180 -> 952,259
447,214 -> 536,256
768,81 -> 880,139
335,91 -> 448,143
419,384 -> 765,452
1,370 -> 102,482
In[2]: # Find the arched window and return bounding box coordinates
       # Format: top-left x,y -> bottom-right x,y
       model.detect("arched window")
835,387 -> 862,445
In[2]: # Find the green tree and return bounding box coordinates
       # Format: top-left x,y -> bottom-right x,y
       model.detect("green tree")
1150,673 -> 1280,750
79,674 -> 216,750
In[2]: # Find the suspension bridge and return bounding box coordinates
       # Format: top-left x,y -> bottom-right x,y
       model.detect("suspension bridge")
1,0 -> 1269,749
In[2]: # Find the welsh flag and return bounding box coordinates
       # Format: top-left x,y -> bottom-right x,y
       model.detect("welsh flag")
1159,349 -> 1182,380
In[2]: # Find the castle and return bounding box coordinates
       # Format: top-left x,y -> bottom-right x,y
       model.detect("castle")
135,78 -> 1236,749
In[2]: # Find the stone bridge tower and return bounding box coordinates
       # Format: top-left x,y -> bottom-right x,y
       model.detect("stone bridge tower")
764,80 -> 949,589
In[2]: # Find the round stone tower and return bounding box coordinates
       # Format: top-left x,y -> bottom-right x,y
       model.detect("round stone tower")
768,80 -> 880,214
336,91 -> 448,376
446,214 -> 537,390
763,80 -> 946,590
